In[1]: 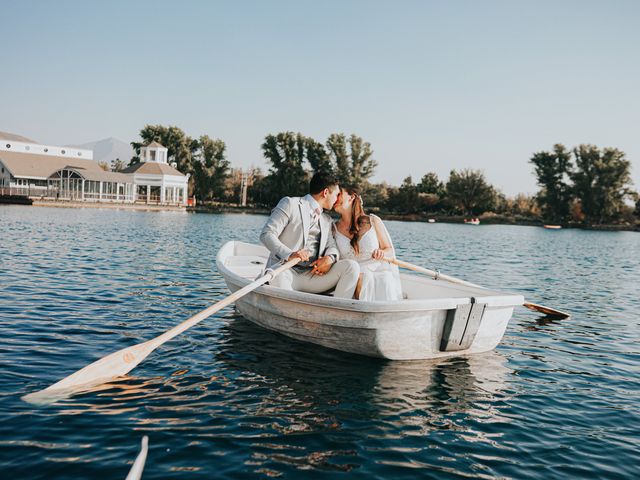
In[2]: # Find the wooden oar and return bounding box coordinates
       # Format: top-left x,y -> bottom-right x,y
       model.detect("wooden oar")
22,258 -> 300,404
385,257 -> 570,319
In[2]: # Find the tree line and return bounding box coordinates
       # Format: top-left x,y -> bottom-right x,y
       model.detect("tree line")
122,124 -> 638,225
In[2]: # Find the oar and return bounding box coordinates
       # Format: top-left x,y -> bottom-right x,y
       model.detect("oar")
22,258 -> 300,404
125,436 -> 149,480
385,257 -> 570,319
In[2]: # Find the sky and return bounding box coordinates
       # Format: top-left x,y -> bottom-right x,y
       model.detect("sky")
2,0 -> 639,195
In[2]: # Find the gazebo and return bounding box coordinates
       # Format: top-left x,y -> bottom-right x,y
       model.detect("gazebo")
122,141 -> 189,205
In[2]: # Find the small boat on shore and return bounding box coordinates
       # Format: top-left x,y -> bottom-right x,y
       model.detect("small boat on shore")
216,241 -> 524,360
543,225 -> 562,229
464,218 -> 480,225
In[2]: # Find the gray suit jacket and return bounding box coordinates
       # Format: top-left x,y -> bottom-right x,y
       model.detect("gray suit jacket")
260,196 -> 340,269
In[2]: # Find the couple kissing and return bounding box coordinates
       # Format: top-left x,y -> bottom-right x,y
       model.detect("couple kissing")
260,173 -> 402,301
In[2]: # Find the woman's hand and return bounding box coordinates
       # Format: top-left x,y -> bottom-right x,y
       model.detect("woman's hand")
371,249 -> 385,260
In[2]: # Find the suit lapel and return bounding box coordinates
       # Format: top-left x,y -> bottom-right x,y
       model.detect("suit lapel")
319,214 -> 328,254
299,198 -> 310,247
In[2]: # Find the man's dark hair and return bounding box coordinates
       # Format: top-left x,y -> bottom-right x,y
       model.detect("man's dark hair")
309,172 -> 338,194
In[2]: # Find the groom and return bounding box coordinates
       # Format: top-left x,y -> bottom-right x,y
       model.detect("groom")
260,173 -> 360,298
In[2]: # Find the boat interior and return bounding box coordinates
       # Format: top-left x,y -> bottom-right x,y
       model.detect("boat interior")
218,241 -> 518,305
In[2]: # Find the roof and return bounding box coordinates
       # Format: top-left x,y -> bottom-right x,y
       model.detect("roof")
0,131 -> 37,143
121,161 -> 186,177
77,169 -> 133,182
0,150 -> 133,183
144,141 -> 165,149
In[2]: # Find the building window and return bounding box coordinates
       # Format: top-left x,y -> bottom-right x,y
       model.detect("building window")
77,152 -> 82,156
25,146 -> 30,151
61,150 -> 66,154
44,148 -> 49,152
5,144 -> 10,148
150,150 -> 156,161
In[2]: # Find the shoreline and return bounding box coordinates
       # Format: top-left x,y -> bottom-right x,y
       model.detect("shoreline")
188,204 -> 640,232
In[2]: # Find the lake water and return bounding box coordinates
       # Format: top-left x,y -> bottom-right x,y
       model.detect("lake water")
0,206 -> 638,479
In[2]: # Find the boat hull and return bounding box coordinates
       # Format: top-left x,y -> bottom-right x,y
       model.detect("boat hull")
225,277 -> 514,360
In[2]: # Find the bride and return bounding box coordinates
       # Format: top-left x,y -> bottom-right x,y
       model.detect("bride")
333,186 -> 403,301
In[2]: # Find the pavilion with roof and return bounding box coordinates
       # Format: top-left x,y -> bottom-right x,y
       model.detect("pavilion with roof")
122,141 -> 189,205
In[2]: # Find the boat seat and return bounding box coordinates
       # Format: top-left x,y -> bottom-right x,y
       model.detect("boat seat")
225,255 -> 266,279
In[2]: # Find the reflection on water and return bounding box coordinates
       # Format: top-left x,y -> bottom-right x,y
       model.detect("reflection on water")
1,206 -> 639,479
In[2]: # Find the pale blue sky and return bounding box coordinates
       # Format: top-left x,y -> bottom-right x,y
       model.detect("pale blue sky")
2,0 -> 639,195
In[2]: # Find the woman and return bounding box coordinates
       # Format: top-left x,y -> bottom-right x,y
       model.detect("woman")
333,186 -> 403,301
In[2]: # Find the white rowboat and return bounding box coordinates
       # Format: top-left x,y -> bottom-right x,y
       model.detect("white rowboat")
216,241 -> 524,360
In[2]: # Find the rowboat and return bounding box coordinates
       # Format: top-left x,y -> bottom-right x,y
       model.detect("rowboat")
543,225 -> 562,229
216,241 -> 524,360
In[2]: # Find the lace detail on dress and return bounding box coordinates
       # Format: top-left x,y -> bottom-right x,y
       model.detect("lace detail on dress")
334,228 -> 378,262
333,222 -> 403,302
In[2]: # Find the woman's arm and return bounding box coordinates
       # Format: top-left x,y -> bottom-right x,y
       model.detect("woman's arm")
370,215 -> 395,259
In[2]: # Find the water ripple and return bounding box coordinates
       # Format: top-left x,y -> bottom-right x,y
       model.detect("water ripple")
0,206 -> 639,479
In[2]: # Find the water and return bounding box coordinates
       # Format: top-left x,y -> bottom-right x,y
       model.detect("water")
0,206 -> 638,479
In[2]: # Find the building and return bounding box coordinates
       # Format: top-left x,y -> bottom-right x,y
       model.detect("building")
121,141 -> 189,205
0,137 -> 189,206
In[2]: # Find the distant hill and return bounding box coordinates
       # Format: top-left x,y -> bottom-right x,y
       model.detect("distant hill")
0,131 -> 38,143
67,137 -> 134,167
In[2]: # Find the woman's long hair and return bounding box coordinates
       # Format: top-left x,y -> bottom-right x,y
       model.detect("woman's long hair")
343,186 -> 368,254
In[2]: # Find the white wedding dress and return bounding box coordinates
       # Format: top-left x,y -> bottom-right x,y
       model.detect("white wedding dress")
334,222 -> 403,302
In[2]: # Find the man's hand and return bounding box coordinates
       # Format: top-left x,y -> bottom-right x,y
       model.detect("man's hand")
310,256 -> 334,275
288,249 -> 311,262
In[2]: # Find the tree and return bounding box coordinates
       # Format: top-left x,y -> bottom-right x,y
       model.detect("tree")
417,172 -> 445,197
417,172 -> 445,212
97,161 -> 109,171
130,125 -> 196,175
530,144 -> 573,223
261,132 -> 309,204
112,158 -> 125,172
305,138 -> 334,176
571,144 -> 633,224
192,135 -> 229,201
326,133 -> 377,188
445,169 -> 497,215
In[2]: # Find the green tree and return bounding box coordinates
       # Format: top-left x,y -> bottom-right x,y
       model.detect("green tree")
130,125 -> 196,174
305,138 -> 334,176
261,132 -> 309,204
417,172 -> 445,197
326,133 -> 377,188
529,144 -> 573,223
192,135 -> 229,201
445,169 -> 497,215
571,144 -> 633,224
361,182 -> 389,211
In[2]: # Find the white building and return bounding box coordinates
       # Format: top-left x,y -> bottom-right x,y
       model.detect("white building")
122,141 -> 189,205
0,137 -> 189,206
0,139 -> 136,202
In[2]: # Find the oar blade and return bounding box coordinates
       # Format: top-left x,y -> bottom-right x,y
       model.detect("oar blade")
523,302 -> 570,319
22,340 -> 157,405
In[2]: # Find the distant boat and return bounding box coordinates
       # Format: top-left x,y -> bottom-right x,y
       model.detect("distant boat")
543,225 -> 562,230
428,218 -> 436,223
464,218 -> 480,225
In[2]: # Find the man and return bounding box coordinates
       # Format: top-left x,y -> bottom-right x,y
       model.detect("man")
260,173 -> 360,299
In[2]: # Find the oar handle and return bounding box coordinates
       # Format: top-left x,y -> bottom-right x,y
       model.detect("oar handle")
382,257 -> 484,289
